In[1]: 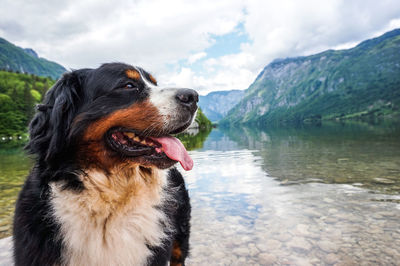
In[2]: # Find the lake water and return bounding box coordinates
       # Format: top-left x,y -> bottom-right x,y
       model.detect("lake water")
0,144 -> 31,239
1,121 -> 400,265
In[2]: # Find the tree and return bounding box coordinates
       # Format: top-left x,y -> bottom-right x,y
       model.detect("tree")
23,84 -> 35,125
0,70 -> 54,135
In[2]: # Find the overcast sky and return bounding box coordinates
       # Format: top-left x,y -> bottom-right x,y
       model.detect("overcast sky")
1,0 -> 400,95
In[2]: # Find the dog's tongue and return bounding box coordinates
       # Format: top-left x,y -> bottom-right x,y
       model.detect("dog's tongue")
151,136 -> 193,171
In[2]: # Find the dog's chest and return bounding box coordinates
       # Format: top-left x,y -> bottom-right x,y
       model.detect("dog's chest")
50,168 -> 170,266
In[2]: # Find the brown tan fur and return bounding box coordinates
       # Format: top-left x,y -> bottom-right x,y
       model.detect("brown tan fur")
170,240 -> 183,266
125,69 -> 141,81
50,166 -> 171,266
148,74 -> 157,85
82,100 -> 163,142
77,141 -> 117,170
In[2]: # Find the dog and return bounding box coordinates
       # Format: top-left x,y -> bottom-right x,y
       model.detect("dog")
13,63 -> 197,266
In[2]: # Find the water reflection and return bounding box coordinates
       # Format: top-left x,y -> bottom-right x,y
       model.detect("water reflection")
182,122 -> 400,265
176,126 -> 212,151
0,147 -> 31,238
223,121 -> 400,194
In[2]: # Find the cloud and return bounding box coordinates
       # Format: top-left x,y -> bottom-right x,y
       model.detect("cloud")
159,65 -> 254,95
1,0 -> 400,95
188,52 -> 207,64
0,0 -> 244,71
239,0 -> 400,71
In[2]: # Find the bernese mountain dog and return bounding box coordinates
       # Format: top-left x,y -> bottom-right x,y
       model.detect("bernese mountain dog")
13,63 -> 197,266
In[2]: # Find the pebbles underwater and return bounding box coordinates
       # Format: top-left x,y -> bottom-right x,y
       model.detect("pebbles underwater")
184,150 -> 400,265
183,124 -> 400,265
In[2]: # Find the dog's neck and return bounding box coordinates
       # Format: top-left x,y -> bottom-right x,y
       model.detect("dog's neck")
81,165 -> 166,214
50,165 -> 171,265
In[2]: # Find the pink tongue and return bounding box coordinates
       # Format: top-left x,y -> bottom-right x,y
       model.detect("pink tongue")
151,136 -> 193,171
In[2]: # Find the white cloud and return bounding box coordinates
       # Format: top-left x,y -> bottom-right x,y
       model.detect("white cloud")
1,0 -> 400,95
187,52 -> 207,64
0,0 -> 245,72
240,0 -> 400,71
159,65 -> 254,95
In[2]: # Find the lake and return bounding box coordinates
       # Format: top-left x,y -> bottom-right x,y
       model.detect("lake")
1,121 -> 400,265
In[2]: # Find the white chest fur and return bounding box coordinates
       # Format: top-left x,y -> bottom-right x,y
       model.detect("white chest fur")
50,167 -> 170,266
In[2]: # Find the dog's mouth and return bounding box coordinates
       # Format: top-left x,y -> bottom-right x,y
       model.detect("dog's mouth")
105,128 -> 193,170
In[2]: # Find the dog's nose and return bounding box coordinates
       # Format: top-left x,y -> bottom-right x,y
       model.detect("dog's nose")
175,89 -> 199,110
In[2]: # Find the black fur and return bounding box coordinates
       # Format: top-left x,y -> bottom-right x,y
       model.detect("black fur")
148,168 -> 191,266
13,63 -> 192,266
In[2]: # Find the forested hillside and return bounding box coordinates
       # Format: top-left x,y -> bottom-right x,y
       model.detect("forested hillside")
222,29 -> 400,125
0,70 -> 55,136
0,37 -> 66,79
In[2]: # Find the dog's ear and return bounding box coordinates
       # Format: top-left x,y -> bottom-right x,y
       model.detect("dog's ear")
26,71 -> 84,164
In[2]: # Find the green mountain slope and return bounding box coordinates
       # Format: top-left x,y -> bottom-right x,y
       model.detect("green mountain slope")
222,29 -> 400,125
0,37 -> 66,79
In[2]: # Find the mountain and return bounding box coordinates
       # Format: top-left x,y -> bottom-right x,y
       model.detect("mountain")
199,90 -> 244,121
222,29 -> 400,125
0,37 -> 66,79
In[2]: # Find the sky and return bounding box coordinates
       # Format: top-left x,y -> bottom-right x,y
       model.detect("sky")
1,0 -> 400,95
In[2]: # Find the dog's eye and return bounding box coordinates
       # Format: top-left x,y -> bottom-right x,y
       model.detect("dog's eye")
125,83 -> 135,89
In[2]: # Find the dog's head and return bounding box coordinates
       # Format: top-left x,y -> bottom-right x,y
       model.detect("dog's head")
27,63 -> 198,171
